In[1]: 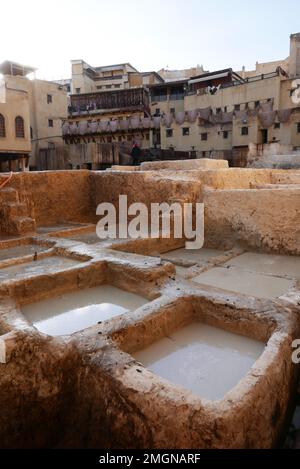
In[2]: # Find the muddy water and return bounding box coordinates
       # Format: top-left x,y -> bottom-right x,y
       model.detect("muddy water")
65,232 -> 104,245
134,323 -> 265,401
193,266 -> 293,299
161,248 -> 225,266
0,256 -> 80,281
21,285 -> 148,336
224,252 -> 300,279
0,244 -> 47,262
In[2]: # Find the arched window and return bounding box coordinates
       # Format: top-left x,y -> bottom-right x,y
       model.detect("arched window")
15,116 -> 25,138
0,114 -> 5,137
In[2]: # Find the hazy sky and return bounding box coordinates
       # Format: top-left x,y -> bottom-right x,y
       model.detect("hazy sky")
1,0 -> 299,80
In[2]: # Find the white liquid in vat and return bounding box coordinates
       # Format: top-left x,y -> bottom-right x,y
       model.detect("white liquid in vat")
133,323 -> 265,401
0,256 -> 80,281
0,244 -> 47,262
21,285 -> 148,336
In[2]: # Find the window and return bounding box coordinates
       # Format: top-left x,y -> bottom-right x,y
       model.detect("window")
30,127 -> 33,139
0,114 -> 5,137
114,84 -> 121,89
223,131 -> 228,139
155,108 -> 160,115
166,129 -> 173,138
76,88 -> 81,94
15,116 -> 25,138
48,119 -> 54,127
241,126 -> 249,136
97,86 -> 102,90
170,108 -> 175,114
67,85 -> 71,93
182,127 -> 189,136
274,122 -> 281,129
224,106 -> 227,113
216,107 -> 222,114
297,123 -> 300,133
47,94 -> 52,104
234,104 -> 240,111
201,132 -> 208,141
106,85 -> 112,89
202,151 -> 206,157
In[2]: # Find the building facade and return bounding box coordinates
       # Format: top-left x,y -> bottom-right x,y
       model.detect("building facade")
147,34 -> 300,165
0,61 -> 68,172
71,60 -> 163,95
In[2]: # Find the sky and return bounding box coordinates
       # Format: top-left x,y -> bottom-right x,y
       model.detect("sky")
0,0 -> 299,80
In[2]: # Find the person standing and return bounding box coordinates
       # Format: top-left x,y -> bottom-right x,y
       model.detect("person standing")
131,143 -> 141,166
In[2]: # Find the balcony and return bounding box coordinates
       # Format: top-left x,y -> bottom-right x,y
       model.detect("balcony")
69,87 -> 150,116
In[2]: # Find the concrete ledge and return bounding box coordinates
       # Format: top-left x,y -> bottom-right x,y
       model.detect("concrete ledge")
141,158 -> 229,171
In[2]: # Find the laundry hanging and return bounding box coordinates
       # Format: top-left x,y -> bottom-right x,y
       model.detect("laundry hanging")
260,101 -> 274,112
90,121 -> 98,133
198,107 -> 212,121
221,112 -> 234,124
277,109 -> 292,123
187,110 -> 198,123
153,116 -> 161,129
129,117 -> 141,129
234,110 -> 248,121
119,119 -> 129,131
258,111 -> 276,128
162,114 -> 174,127
142,117 -> 153,129
62,122 -> 70,136
175,112 -> 186,125
99,121 -> 109,133
109,120 -> 119,132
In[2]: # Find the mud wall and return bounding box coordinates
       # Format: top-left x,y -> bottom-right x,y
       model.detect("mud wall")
0,171 -> 94,226
204,188 -> 300,254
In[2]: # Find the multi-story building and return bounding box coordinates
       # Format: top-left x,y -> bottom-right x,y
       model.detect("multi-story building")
0,62 -> 33,172
63,86 -> 152,169
71,60 -> 163,94
62,61 -> 164,169
0,61 -> 68,172
147,33 -> 300,166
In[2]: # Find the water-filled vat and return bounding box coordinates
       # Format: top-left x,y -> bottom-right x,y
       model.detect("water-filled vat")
21,285 -> 148,336
133,322 -> 265,400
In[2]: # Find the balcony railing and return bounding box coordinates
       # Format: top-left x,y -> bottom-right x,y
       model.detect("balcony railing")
69,87 -> 149,115
151,93 -> 185,102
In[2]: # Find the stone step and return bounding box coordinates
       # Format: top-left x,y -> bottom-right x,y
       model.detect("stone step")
10,216 -> 36,235
2,202 -> 28,218
0,188 -> 19,203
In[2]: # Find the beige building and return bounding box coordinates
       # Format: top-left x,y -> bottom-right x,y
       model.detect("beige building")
0,61 -> 68,172
63,86 -> 151,169
63,60 -> 165,169
0,62 -> 33,171
148,33 -> 300,165
71,60 -> 163,95
157,65 -> 206,82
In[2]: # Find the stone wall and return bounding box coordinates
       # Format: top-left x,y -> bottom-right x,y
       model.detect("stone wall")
204,187 -> 300,254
